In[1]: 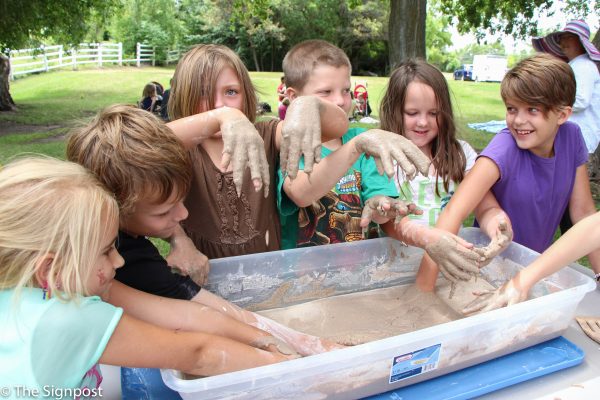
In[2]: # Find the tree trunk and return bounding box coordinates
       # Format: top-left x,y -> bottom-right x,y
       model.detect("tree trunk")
0,53 -> 17,112
388,0 -> 427,71
250,42 -> 260,72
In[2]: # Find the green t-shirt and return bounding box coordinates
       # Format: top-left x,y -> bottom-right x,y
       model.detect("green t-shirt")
0,287 -> 122,398
277,127 -> 398,249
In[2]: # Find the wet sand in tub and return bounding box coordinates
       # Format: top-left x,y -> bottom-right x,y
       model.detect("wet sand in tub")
258,278 -> 495,345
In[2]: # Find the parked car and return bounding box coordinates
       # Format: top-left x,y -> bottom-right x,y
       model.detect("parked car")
453,64 -> 473,81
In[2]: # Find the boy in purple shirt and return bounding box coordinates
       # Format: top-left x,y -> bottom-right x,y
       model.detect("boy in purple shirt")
416,53 -> 600,292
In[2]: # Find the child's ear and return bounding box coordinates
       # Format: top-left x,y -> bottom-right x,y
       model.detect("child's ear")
34,254 -> 55,288
286,87 -> 298,101
556,106 -> 573,125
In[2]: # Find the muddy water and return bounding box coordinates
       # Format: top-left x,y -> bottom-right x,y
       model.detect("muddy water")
258,277 -> 496,345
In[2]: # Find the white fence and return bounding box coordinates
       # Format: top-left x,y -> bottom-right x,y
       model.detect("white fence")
7,42 -> 162,80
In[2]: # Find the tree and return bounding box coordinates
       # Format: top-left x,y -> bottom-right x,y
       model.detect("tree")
388,0 -> 427,70
425,0 -> 453,71
110,0 -> 185,63
440,0 -> 599,40
0,0 -> 118,111
231,0 -> 285,72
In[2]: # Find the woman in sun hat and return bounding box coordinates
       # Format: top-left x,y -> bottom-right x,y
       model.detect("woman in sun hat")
532,20 -> 600,155
532,20 -> 600,234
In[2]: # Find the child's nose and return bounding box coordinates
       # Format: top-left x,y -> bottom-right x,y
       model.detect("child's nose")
112,250 -> 125,270
332,93 -> 346,108
214,94 -> 224,109
174,202 -> 189,222
514,111 -> 526,125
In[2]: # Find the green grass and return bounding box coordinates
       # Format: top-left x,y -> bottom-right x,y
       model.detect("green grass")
0,68 -> 505,164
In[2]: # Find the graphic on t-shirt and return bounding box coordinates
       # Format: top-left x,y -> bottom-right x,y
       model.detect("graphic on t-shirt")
398,177 -> 456,227
297,171 -> 365,246
76,363 -> 102,399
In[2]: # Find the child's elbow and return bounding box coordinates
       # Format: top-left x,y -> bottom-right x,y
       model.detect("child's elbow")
290,193 -> 315,208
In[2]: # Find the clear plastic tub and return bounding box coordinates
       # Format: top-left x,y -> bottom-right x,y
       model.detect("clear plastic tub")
161,228 -> 595,400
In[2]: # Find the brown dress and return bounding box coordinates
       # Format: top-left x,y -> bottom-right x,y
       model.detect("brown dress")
183,119 -> 281,259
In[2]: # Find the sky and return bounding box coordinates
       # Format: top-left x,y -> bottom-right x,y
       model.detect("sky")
449,1 -> 599,52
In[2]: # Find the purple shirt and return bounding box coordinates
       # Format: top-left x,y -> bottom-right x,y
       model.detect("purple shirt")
478,121 -> 587,253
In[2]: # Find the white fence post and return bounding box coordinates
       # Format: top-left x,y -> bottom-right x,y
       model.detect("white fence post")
42,45 -> 49,72
9,42 -> 158,77
8,53 -> 14,81
136,42 -> 141,68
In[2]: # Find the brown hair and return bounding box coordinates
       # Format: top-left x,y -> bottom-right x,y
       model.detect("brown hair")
380,59 -> 466,194
501,53 -> 576,114
169,44 -> 257,122
66,104 -> 192,219
142,83 -> 157,98
282,40 -> 352,91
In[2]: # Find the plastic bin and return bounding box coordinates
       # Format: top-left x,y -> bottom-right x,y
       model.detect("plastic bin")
161,228 -> 595,400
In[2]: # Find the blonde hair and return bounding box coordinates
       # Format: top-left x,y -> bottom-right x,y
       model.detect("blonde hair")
380,59 -> 466,195
169,44 -> 257,122
501,53 -> 576,115
66,104 -> 192,218
282,40 -> 352,91
0,157 -> 119,300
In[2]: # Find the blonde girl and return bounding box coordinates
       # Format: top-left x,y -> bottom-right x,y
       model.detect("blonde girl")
0,157 -> 301,393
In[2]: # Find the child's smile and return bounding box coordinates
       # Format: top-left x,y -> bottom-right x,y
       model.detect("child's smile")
505,98 -> 569,158
403,81 -> 439,158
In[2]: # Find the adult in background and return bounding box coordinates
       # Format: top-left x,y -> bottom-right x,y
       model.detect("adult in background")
533,20 -> 600,232
533,21 -> 600,159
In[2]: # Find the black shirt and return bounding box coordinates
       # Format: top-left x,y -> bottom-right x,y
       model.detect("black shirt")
115,230 -> 201,300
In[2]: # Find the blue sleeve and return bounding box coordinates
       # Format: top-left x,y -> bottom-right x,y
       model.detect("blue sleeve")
31,297 -> 123,387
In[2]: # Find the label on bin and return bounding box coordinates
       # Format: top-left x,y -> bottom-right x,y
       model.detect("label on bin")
389,343 -> 441,383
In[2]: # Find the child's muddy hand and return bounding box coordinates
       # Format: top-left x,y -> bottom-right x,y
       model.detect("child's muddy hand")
252,336 -> 300,358
475,218 -> 513,266
167,231 -> 210,286
462,278 -> 526,315
425,233 -> 481,283
323,339 -> 348,351
353,129 -> 430,180
220,118 -> 270,197
360,195 -> 421,227
280,96 -> 323,179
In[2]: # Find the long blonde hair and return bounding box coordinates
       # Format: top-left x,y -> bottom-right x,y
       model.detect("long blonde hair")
168,44 -> 257,122
0,157 -> 119,300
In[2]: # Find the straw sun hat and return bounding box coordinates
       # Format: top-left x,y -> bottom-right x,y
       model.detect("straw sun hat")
532,20 -> 600,62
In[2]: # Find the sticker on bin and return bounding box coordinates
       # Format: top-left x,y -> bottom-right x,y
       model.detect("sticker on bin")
389,343 -> 441,383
